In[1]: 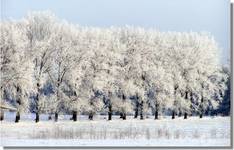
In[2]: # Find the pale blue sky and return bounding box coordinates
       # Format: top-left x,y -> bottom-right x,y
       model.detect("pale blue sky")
1,0 -> 230,65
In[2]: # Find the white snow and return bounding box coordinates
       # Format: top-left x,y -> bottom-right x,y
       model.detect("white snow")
1,139 -> 230,147
0,112 -> 230,147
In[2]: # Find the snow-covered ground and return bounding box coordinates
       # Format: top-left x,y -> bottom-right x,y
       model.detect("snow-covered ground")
0,112 -> 231,147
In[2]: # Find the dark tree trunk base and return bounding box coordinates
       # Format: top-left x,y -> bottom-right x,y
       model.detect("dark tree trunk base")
108,105 -> 112,120
55,113 -> 58,122
140,115 -> 144,120
15,112 -> 20,123
0,110 -> 4,121
120,113 -> 123,119
35,113 -> 39,123
122,113 -> 126,120
199,114 -> 203,118
0,115 -> 3,121
134,101 -> 139,119
139,101 -> 144,120
184,112 -> 187,119
172,111 -> 175,119
154,111 -> 158,120
134,110 -> 138,118
73,111 -> 77,121
108,112 -> 112,120
89,113 -> 93,120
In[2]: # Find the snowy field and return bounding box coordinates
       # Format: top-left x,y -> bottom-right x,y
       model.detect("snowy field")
0,112 -> 231,147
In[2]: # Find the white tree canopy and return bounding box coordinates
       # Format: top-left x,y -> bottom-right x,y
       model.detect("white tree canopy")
0,11 -> 229,119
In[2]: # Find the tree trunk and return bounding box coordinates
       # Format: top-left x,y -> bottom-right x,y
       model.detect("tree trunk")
122,113 -> 126,120
172,111 -> 175,119
108,105 -> 112,120
15,86 -> 21,123
199,95 -> 203,119
199,113 -> 203,118
15,111 -> 20,123
88,113 -> 93,120
154,110 -> 158,120
140,101 -> 144,120
134,102 -> 139,118
120,112 -> 123,118
154,103 -> 159,120
72,111 -> 77,121
35,112 -> 39,123
55,113 -> 58,122
0,110 -> 4,121
55,81 -> 60,122
184,112 -> 187,119
35,82 -> 40,123
140,114 -> 144,120
134,108 -> 138,118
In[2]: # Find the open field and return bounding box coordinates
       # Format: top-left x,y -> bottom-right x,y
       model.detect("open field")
0,112 -> 231,147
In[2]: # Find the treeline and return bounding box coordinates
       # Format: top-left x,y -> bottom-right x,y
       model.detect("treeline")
0,11 -> 230,123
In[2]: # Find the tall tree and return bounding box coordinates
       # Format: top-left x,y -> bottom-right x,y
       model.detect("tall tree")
23,11 -> 56,122
47,22 -> 77,122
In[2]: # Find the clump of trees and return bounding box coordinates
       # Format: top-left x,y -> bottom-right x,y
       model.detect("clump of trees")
0,11 -> 230,123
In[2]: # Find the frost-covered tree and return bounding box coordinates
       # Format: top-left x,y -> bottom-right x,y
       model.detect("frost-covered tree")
23,11 -> 56,122
47,22 -> 77,122
58,26 -> 90,121
0,21 -> 34,122
0,22 -> 17,121
161,32 -> 225,119
1,11 -> 229,121
147,67 -> 173,119
117,27 -> 148,120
